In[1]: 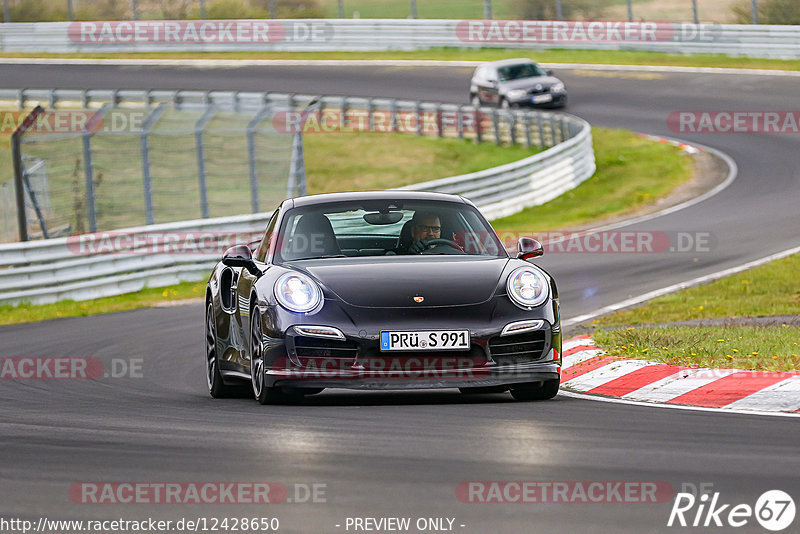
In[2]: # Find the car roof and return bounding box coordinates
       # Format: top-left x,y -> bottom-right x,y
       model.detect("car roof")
481,58 -> 537,68
287,190 -> 473,209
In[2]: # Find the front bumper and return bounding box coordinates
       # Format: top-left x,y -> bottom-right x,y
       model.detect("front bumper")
267,358 -> 560,390
508,92 -> 567,108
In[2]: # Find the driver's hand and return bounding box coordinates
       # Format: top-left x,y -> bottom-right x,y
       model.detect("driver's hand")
409,240 -> 429,254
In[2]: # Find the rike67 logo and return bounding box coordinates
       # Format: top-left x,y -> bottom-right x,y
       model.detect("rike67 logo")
668,488 -> 795,531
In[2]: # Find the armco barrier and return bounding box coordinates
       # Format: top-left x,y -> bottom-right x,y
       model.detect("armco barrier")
0,91 -> 594,305
0,20 -> 799,59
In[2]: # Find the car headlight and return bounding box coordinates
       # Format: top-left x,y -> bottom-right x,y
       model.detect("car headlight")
506,266 -> 549,309
550,82 -> 565,93
506,89 -> 528,100
275,272 -> 322,313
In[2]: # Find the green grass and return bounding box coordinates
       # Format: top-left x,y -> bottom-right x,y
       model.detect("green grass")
594,326 -> 800,372
304,131 -> 538,194
0,281 -> 206,326
3,48 -> 799,71
591,252 -> 800,371
594,253 -> 800,327
491,127 -> 692,232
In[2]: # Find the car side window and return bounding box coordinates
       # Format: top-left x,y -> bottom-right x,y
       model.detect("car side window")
255,209 -> 279,263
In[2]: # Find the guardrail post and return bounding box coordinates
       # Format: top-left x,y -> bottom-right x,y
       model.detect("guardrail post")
434,104 -> 443,138
508,112 -> 517,146
340,97 -> 349,129
414,101 -> 423,136
390,99 -> 399,133
195,105 -> 216,219
560,115 -> 569,143
367,98 -> 375,131
523,113 -> 533,149
492,109 -> 501,145
140,103 -> 168,225
474,107 -> 483,144
548,114 -> 557,147
81,103 -> 112,234
247,106 -> 272,213
11,105 -> 45,242
536,114 -> 546,148
17,89 -> 25,110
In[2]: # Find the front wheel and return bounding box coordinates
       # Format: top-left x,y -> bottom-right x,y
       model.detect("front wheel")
509,379 -> 560,401
250,308 -> 285,405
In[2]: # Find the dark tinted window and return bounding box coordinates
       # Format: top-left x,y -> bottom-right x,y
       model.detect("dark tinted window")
497,63 -> 546,82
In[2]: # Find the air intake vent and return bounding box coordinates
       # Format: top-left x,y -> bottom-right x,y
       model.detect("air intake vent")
489,330 -> 547,362
292,336 -> 359,360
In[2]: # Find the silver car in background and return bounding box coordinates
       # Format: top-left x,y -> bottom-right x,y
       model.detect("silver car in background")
470,58 -> 567,109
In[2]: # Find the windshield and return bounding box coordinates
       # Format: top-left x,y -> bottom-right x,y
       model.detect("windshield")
497,63 -> 546,82
275,200 -> 507,262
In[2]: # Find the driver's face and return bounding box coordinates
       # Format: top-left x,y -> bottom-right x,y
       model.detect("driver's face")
412,216 -> 441,242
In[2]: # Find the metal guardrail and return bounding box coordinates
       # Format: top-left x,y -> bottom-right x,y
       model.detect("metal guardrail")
0,20 -> 799,58
0,90 -> 594,306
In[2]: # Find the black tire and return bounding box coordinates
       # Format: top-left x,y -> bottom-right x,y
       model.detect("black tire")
459,386 -> 509,395
250,308 -> 286,405
206,301 -> 239,398
499,97 -> 511,110
509,379 -> 560,401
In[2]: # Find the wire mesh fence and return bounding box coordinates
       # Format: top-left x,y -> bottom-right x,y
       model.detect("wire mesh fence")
2,103 -> 293,243
2,0 -> 795,24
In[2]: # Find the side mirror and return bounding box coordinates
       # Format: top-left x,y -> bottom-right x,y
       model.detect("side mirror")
546,70 -> 554,76
222,244 -> 261,276
517,237 -> 544,260
487,78 -> 498,86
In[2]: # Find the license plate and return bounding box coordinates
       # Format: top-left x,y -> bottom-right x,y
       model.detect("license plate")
532,94 -> 553,104
380,330 -> 470,351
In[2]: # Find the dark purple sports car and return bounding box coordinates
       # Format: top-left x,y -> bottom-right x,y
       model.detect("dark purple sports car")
205,191 -> 561,404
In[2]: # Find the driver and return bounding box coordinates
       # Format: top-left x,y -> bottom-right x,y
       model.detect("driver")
407,212 -> 442,254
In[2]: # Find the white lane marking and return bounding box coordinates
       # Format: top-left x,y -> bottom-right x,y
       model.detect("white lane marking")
559,390 -> 800,418
724,376 -> 800,412
563,337 -> 594,352
2,58 -> 800,77
562,348 -> 604,369
621,368 -> 737,403
562,359 -> 659,390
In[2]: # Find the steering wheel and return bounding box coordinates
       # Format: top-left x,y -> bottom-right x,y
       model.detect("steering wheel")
419,238 -> 465,254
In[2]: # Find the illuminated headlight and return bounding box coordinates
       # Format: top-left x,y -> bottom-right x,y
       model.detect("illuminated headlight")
506,89 -> 528,100
550,82 -> 565,93
275,272 -> 322,313
506,266 -> 549,309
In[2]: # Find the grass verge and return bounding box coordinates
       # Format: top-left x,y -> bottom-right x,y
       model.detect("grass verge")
491,128 -> 692,232
0,281 -> 205,326
594,325 -> 800,372
592,252 -> 800,371
594,252 -> 800,326
3,48 -> 799,71
1,127 -> 692,325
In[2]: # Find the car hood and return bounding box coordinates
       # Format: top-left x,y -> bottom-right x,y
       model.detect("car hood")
501,76 -> 561,90
296,257 -> 510,308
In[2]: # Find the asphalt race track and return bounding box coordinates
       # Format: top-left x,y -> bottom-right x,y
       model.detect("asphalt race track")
1,62 -> 799,533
